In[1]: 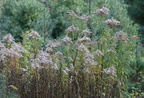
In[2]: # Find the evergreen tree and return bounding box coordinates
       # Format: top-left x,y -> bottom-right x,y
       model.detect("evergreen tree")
124,0 -> 144,43
125,0 -> 144,25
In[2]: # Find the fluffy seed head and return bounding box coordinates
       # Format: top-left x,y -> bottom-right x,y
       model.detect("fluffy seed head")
66,25 -> 79,33
83,52 -> 97,66
35,50 -> 52,65
77,43 -> 88,52
0,41 -> 5,48
3,33 -> 14,43
11,42 -> 27,53
95,7 -> 110,16
62,35 -> 72,42
55,51 -> 63,56
46,40 -> 61,48
115,30 -> 128,41
77,36 -> 91,42
29,30 -> 40,38
82,67 -> 90,73
107,49 -> 116,53
94,50 -> 104,56
4,48 -> 23,57
102,66 -> 116,76
132,35 -> 139,40
52,63 -> 59,70
79,15 -> 91,21
68,10 -> 78,17
103,17 -> 120,27
81,28 -> 92,35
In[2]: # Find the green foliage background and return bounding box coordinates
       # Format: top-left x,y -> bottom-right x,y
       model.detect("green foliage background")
0,0 -> 138,40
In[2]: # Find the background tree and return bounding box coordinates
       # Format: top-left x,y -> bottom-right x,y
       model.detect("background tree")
125,0 -> 144,25
124,0 -> 144,43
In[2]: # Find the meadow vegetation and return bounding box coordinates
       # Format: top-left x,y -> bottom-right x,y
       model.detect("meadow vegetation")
0,0 -> 144,98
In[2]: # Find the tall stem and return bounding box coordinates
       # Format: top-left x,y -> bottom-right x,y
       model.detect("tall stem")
43,0 -> 46,43
88,0 -> 91,15
88,0 -> 92,38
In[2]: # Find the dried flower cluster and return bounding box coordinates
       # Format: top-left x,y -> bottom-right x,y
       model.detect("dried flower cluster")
4,48 -> 23,57
0,41 -> 6,61
95,7 -> 110,16
104,17 -> 120,27
66,25 -> 79,32
51,63 -> 59,70
81,28 -> 92,35
46,40 -> 61,52
0,41 -> 27,58
102,66 -> 116,76
114,30 -> 128,42
0,41 -> 5,48
77,36 -> 91,42
29,30 -> 40,38
32,50 -> 53,68
2,33 -> 14,43
55,51 -> 63,56
62,35 -> 72,42
11,42 -> 27,53
77,43 -> 88,52
107,49 -> 116,53
68,11 -> 78,17
82,67 -> 90,73
78,15 -> 91,21
83,52 -> 97,66
132,35 -> 139,40
63,64 -> 75,74
94,50 -> 104,56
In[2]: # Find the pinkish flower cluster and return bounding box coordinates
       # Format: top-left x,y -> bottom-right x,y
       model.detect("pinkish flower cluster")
83,52 -> 97,66
46,40 -> 61,52
51,63 -> 59,70
66,25 -> 79,32
78,15 -> 91,21
95,7 -> 110,16
94,50 -> 104,56
102,66 -> 116,76
11,42 -> 27,53
114,30 -> 128,41
63,64 -> 75,74
3,33 -> 14,43
81,28 -> 92,35
62,35 -> 72,42
107,49 -> 116,53
29,30 -> 40,38
82,67 -> 90,73
103,17 -> 120,27
131,35 -> 139,40
0,41 -> 6,61
0,41 -> 5,48
77,43 -> 88,52
34,50 -> 53,65
55,51 -> 63,56
77,36 -> 91,42
68,11 -> 78,17
0,41 -> 27,58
